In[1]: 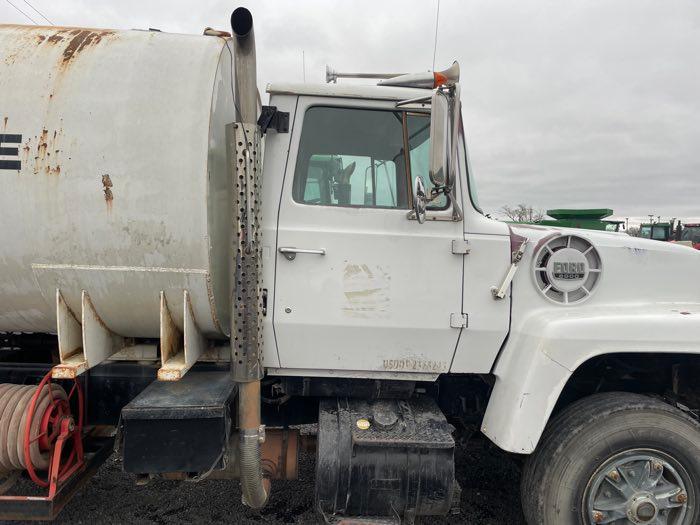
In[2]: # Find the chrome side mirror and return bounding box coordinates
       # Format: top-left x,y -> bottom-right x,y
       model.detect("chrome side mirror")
429,90 -> 449,188
413,176 -> 427,224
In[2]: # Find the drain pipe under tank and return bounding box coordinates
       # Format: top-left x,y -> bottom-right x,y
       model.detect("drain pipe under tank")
229,6 -> 269,509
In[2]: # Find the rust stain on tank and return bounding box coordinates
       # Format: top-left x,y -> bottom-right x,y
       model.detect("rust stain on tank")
61,29 -> 115,65
102,174 -> 114,210
5,25 -> 116,69
36,129 -> 49,161
29,128 -> 63,175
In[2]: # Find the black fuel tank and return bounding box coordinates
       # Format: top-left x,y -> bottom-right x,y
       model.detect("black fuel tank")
316,397 -> 459,521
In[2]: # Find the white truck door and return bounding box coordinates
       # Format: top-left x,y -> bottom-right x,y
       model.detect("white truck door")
273,98 -> 464,376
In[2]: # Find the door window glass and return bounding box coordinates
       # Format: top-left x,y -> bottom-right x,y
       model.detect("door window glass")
406,113 -> 447,209
293,107 -> 409,208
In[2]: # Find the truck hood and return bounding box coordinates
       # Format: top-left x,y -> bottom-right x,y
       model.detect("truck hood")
509,224 -> 700,307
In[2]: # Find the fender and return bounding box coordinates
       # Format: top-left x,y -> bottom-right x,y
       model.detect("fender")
481,305 -> 700,454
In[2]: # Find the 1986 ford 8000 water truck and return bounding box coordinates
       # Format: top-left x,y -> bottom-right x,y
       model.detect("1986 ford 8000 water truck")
0,7 -> 699,524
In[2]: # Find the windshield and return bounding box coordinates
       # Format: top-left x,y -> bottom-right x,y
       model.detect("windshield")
640,225 -> 669,240
651,226 -> 669,240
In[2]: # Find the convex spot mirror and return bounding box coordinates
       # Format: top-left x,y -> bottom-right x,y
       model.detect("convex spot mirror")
429,90 -> 450,188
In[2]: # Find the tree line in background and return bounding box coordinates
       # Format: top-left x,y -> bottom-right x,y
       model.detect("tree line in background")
500,204 -> 544,223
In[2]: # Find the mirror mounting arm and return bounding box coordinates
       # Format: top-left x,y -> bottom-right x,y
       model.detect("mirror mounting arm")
428,184 -> 464,222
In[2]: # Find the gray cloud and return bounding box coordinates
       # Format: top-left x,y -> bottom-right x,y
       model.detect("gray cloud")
2,0 -> 698,219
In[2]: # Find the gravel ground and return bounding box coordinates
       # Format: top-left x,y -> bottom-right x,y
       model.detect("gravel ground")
6,437 -> 525,525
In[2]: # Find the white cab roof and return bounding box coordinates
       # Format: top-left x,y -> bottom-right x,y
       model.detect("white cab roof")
266,82 -> 432,102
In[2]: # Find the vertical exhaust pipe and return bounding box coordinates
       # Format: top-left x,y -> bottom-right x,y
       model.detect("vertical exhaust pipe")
231,7 -> 257,123
229,6 -> 269,509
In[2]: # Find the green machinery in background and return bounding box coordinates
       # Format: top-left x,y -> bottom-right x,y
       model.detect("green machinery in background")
529,209 -> 625,232
639,221 -> 674,241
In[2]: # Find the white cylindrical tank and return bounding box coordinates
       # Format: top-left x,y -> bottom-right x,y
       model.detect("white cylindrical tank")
0,25 -> 236,338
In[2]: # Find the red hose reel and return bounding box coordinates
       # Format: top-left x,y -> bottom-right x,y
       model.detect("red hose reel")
0,371 -> 84,497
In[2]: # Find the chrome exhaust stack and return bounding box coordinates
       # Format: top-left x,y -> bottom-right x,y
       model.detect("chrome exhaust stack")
231,7 -> 257,123
229,6 -> 269,510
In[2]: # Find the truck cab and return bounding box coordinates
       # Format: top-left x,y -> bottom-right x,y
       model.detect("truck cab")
260,82 -> 511,378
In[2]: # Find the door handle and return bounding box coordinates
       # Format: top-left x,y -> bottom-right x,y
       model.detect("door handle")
278,247 -> 326,261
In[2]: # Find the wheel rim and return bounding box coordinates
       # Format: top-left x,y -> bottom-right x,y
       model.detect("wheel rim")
583,449 -> 693,525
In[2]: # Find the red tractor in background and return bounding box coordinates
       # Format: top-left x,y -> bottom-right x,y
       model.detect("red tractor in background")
640,219 -> 700,250
670,220 -> 700,250
680,223 -> 700,250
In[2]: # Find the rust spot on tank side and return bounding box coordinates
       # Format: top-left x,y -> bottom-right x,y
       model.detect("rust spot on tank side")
3,26 -> 115,67
29,129 -> 63,175
102,174 -> 114,209
61,29 -> 114,64
36,129 -> 49,162
3,117 -> 7,129
47,33 -> 64,44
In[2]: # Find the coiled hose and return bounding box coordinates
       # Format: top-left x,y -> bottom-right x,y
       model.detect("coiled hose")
0,384 -> 67,474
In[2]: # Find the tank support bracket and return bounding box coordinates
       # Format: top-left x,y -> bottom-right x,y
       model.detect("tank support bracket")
158,290 -> 206,381
52,290 -> 125,379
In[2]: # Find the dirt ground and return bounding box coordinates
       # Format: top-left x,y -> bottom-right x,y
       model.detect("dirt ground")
6,436 -> 525,525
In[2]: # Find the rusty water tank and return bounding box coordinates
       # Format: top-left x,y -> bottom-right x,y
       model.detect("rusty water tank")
0,25 -> 235,338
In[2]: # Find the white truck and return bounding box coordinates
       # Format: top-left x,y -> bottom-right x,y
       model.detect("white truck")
0,7 -> 699,524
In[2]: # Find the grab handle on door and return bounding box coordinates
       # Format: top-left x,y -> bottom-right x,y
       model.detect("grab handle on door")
278,247 -> 326,261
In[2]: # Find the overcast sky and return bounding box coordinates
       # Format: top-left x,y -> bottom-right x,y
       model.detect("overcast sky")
2,0 -> 699,221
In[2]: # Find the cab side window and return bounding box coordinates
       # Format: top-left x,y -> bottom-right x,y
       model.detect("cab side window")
406,112 -> 447,209
293,107 -> 410,208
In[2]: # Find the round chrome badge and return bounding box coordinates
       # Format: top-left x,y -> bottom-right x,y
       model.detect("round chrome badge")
533,235 -> 602,304
545,247 -> 590,293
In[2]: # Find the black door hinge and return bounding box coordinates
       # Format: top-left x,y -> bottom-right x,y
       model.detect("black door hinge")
258,106 -> 289,134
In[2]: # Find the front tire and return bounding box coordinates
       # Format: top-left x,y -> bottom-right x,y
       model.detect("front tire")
521,392 -> 700,525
